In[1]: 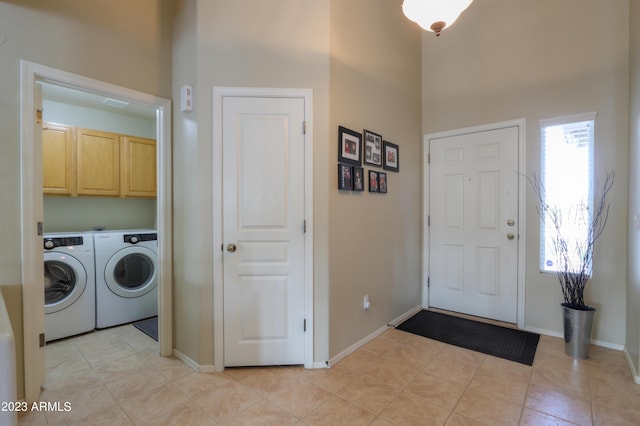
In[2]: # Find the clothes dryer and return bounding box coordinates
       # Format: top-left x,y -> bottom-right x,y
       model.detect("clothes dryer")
93,230 -> 158,328
44,232 -> 96,342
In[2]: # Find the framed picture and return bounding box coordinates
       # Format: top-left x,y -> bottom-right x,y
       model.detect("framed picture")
338,163 -> 353,190
353,166 -> 364,191
338,126 -> 362,166
379,172 -> 388,193
368,170 -> 379,193
383,141 -> 399,172
363,129 -> 383,167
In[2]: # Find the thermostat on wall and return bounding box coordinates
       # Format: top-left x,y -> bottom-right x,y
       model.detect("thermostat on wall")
180,84 -> 193,112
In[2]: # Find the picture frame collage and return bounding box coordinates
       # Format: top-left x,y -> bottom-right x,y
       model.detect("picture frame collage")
338,126 -> 399,193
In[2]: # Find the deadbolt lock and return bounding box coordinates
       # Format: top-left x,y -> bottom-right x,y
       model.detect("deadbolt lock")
507,219 -> 515,226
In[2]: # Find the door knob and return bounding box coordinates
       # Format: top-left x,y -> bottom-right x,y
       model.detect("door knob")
506,233 -> 515,240
507,219 -> 515,226
227,243 -> 237,253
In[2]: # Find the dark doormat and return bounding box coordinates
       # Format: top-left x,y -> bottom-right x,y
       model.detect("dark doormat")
396,310 -> 540,366
133,316 -> 158,341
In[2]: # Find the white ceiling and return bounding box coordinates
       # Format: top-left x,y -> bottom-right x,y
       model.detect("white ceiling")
42,82 -> 157,121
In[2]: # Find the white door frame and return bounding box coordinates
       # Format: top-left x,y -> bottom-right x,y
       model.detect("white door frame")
422,119 -> 526,328
212,87 -> 314,370
20,60 -> 173,401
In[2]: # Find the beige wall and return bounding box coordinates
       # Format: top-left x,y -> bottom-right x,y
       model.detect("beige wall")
328,0 -> 422,355
171,0 -> 422,366
172,0 -> 332,365
627,0 -> 640,373
43,197 -> 156,233
422,0 -> 630,345
0,0 -> 173,399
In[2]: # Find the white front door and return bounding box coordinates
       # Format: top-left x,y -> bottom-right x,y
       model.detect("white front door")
223,96 -> 306,366
429,126 -> 519,323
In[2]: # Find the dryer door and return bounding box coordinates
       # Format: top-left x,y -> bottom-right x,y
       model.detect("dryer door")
104,246 -> 157,298
44,252 -> 88,314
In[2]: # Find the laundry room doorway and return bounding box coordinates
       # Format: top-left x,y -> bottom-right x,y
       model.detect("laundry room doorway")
20,61 -> 173,402
213,87 -> 314,369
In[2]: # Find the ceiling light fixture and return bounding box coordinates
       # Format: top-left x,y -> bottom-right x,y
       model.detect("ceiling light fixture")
402,0 -> 473,36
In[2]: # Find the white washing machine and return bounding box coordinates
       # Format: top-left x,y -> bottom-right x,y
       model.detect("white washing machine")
94,229 -> 158,328
44,232 -> 96,342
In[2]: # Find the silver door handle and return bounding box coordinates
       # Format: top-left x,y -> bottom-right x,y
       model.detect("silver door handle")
506,233 -> 515,240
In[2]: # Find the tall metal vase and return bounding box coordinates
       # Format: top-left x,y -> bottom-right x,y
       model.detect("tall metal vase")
562,303 -> 595,359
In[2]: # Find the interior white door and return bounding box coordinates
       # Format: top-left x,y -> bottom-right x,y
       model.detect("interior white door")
429,126 -> 519,323
223,96 -> 306,366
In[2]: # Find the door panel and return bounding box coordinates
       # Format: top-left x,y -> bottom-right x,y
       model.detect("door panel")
223,96 -> 306,366
429,127 -> 519,323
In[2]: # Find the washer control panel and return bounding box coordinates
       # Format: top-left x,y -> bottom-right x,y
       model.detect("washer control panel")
43,236 -> 84,250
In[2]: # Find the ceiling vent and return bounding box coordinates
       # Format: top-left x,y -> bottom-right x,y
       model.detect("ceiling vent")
102,98 -> 129,109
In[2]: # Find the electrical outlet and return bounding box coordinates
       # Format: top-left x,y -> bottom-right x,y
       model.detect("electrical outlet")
363,294 -> 371,310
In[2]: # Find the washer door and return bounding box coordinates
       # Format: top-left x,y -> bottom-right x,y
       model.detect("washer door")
104,246 -> 157,298
44,252 -> 87,314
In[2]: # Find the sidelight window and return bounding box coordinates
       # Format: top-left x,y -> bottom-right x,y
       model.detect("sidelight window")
539,113 -> 595,274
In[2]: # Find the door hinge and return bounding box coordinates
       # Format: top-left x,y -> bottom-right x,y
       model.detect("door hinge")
36,109 -> 42,125
427,277 -> 430,288
303,220 -> 307,233
39,333 -> 45,347
427,152 -> 430,164
303,121 -> 307,134
427,215 -> 430,227
303,319 -> 307,332
37,221 -> 43,236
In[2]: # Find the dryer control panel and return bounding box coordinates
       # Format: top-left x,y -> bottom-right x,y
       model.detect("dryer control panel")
123,233 -> 157,244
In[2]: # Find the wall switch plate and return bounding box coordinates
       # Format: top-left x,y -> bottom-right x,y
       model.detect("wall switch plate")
180,84 -> 193,112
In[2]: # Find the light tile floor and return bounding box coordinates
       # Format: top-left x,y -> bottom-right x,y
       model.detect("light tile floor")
17,322 -> 640,425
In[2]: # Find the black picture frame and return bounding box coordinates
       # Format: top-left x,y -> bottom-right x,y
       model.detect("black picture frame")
383,141 -> 399,172
338,163 -> 353,190
363,129 -> 383,167
379,172 -> 388,193
338,126 -> 362,166
368,170 -> 379,192
353,166 -> 364,191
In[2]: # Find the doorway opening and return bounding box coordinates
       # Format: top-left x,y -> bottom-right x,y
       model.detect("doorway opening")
20,61 -> 172,401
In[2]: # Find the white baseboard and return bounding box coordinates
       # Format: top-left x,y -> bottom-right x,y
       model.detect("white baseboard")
328,305 -> 423,367
387,305 -> 424,327
624,347 -> 640,385
591,338 -> 624,351
524,326 -> 563,339
524,326 -> 625,351
173,349 -> 217,373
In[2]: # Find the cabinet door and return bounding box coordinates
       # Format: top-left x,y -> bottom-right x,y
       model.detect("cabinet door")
43,123 -> 75,195
121,136 -> 156,198
76,128 -> 120,196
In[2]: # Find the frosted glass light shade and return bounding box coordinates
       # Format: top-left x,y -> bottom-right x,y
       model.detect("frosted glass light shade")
402,0 -> 473,36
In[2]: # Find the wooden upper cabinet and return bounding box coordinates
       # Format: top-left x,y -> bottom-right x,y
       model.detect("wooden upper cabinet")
121,135 -> 157,198
76,128 -> 120,196
42,125 -> 156,198
43,123 -> 75,195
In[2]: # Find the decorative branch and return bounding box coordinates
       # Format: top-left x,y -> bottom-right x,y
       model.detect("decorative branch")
526,171 -> 615,310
